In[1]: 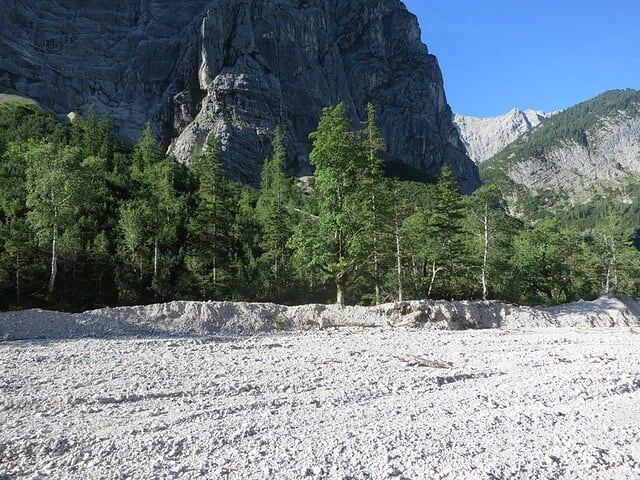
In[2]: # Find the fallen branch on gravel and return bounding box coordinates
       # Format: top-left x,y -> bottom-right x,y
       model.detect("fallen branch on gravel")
322,322 -> 381,329
394,355 -> 455,368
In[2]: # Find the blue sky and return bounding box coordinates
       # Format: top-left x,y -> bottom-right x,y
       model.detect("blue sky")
401,0 -> 640,117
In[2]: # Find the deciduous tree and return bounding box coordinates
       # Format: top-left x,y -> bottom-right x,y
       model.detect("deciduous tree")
25,143 -> 85,294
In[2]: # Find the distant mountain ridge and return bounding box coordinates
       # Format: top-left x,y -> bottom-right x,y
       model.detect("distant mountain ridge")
454,109 -> 552,164
480,89 -> 640,221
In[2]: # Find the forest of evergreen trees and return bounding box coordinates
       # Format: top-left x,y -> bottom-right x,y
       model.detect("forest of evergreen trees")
1,99 -> 640,311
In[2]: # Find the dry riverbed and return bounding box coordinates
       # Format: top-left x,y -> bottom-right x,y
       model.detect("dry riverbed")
1,327 -> 639,479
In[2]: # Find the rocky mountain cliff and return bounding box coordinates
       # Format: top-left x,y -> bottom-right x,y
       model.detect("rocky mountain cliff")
481,89 -> 640,218
454,108 -> 551,164
0,0 -> 479,192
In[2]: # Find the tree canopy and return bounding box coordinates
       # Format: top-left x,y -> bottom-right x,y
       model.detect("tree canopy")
1,100 -> 639,311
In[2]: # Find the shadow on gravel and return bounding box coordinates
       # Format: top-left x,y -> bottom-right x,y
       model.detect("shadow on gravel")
0,333 -> 246,347
436,371 -> 506,387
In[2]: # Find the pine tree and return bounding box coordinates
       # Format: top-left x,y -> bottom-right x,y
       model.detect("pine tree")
132,122 -> 163,173
290,103 -> 370,305
427,165 -> 469,298
230,185 -> 262,300
185,135 -> 233,299
117,126 -> 185,301
359,103 -> 389,304
255,126 -> 298,301
0,143 -> 44,306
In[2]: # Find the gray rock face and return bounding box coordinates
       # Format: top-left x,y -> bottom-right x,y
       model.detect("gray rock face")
480,90 -> 640,217
0,0 -> 479,192
0,0 -> 206,142
506,114 -> 640,196
454,108 -> 552,164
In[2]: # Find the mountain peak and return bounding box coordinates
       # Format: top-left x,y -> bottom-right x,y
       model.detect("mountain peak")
453,109 -> 552,164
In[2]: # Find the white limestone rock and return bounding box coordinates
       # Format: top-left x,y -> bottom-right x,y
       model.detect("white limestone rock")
454,108 -> 552,164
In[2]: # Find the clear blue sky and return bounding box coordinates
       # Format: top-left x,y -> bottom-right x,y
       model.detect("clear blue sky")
402,0 -> 640,117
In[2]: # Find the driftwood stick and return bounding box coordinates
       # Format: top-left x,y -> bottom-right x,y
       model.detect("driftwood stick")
394,355 -> 455,368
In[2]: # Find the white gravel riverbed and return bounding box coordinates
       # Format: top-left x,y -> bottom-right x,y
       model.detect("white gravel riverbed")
1,326 -> 639,479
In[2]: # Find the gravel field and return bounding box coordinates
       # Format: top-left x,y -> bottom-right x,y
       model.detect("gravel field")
1,325 -> 640,479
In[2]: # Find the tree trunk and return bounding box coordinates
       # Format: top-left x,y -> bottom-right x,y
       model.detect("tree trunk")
153,237 -> 159,280
15,251 -> 21,306
427,260 -> 442,299
611,241 -> 618,293
336,270 -> 346,306
395,212 -> 404,303
482,206 -> 489,301
411,257 -> 420,294
373,247 -> 381,305
48,223 -> 58,294
212,220 -> 218,286
603,235 -> 618,295
371,191 -> 381,305
336,282 -> 345,306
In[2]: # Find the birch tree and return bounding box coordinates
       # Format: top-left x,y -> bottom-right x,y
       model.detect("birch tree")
592,213 -> 639,295
467,184 -> 505,300
25,143 -> 84,294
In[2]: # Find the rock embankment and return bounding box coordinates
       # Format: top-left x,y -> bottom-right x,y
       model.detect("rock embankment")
1,296 -> 638,341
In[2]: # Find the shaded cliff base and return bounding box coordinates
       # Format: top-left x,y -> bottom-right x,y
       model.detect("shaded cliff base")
1,296 -> 639,341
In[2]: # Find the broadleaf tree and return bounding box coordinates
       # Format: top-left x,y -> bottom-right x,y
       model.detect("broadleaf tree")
25,143 -> 85,294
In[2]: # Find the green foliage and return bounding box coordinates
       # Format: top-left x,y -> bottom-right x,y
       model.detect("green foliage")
184,135 -> 235,300
255,127 -> 300,302
466,184 -> 513,300
480,89 -> 640,227
2,97 -> 640,310
399,167 -> 471,300
590,214 -> 640,296
0,101 -> 67,148
507,220 -> 591,305
484,89 -> 640,172
290,102 -> 388,305
229,186 -> 262,301
25,143 -> 86,294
